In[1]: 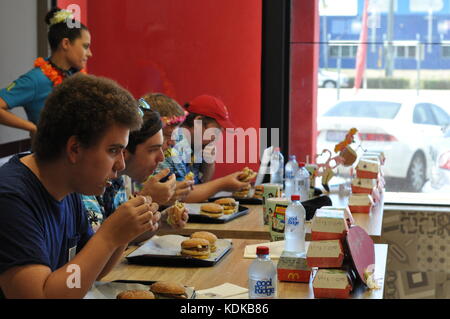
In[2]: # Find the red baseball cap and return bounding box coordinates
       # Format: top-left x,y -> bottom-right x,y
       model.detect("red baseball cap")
185,94 -> 235,129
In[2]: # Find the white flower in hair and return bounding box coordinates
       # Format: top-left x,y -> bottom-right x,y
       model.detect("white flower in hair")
50,10 -> 73,26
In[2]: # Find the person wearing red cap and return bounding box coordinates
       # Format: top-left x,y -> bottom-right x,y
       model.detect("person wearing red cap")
160,94 -> 249,203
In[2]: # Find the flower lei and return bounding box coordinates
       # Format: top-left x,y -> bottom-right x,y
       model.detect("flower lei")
49,10 -> 73,26
34,57 -> 86,87
160,110 -> 189,127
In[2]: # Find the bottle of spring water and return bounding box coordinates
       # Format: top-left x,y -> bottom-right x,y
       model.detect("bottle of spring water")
270,147 -> 284,185
294,162 -> 310,201
284,155 -> 299,199
248,246 -> 277,299
284,195 -> 306,254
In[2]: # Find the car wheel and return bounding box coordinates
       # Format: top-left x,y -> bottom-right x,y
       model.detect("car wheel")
323,80 -> 336,88
405,153 -> 426,192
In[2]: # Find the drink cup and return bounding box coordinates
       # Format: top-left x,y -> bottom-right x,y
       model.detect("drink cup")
261,183 -> 282,225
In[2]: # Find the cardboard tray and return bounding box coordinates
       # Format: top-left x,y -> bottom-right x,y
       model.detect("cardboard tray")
185,203 -> 250,223
126,235 -> 233,267
84,280 -> 195,299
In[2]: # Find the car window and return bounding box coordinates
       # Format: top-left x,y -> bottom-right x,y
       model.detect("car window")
430,104 -> 450,126
323,101 -> 401,119
413,103 -> 437,125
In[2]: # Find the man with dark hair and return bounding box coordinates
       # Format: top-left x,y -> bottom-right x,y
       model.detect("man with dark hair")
82,103 -> 187,241
0,74 -> 159,298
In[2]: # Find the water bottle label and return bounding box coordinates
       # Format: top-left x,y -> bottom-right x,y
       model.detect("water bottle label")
287,216 -> 299,226
285,172 -> 295,179
249,278 -> 276,298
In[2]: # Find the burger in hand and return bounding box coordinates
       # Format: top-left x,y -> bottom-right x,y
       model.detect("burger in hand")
166,201 -> 188,227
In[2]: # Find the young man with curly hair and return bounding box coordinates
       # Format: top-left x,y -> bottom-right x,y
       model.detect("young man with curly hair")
0,74 -> 159,298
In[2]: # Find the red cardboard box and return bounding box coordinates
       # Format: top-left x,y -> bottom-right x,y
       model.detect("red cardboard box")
348,194 -> 374,214
311,209 -> 348,241
306,240 -> 344,268
351,178 -> 377,194
356,159 -> 380,179
277,251 -> 311,283
313,269 -> 353,299
320,205 -> 354,226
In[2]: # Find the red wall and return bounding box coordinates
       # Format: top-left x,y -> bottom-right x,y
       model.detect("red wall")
290,0 -> 319,164
59,0 -> 262,178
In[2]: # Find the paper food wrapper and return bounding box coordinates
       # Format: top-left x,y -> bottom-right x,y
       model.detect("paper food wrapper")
348,194 -> 374,214
312,269 -> 352,299
277,251 -> 311,283
196,283 -> 249,299
311,209 -> 348,241
351,178 -> 377,194
306,240 -> 344,268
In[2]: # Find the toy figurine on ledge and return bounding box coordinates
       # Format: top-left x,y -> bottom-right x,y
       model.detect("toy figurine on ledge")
315,128 -> 359,192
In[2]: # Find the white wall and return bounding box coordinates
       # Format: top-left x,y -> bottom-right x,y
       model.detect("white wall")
0,0 -> 38,144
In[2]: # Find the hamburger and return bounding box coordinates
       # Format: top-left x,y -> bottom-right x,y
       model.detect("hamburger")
116,290 -> 155,299
237,167 -> 257,182
214,197 -> 238,215
180,238 -> 210,259
232,185 -> 251,199
166,201 -> 185,226
190,231 -> 218,253
150,281 -> 188,299
253,185 -> 263,200
199,203 -> 224,218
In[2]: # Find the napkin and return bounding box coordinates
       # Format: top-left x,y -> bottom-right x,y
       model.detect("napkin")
243,241 -> 286,259
196,283 -> 248,299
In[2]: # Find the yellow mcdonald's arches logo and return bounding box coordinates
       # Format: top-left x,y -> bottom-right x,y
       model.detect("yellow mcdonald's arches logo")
288,272 -> 300,280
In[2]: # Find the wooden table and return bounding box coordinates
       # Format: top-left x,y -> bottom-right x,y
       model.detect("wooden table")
159,192 -> 384,243
102,239 -> 387,299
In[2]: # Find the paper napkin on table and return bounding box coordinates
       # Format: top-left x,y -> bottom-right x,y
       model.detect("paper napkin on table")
244,240 -> 311,259
196,283 -> 248,299
243,241 -> 286,259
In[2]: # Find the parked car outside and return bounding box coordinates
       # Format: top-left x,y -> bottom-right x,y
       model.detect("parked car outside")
429,128 -> 450,191
317,98 -> 450,192
318,69 -> 349,88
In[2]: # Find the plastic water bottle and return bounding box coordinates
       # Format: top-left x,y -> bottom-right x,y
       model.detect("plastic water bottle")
248,246 -> 277,299
270,147 -> 284,185
284,195 -> 306,254
284,155 -> 299,199
294,162 -> 310,201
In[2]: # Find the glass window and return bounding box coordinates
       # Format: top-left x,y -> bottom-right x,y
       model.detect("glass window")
311,0 -> 450,194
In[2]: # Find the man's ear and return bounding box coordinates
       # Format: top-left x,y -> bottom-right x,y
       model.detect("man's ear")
66,136 -> 81,164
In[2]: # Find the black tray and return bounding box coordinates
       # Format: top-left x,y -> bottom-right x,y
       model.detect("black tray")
112,280 -> 196,299
187,204 -> 250,223
126,235 -> 233,267
209,196 -> 262,205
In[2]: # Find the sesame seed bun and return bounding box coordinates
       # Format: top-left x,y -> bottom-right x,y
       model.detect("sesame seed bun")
191,231 -> 218,252
214,198 -> 238,215
200,203 -> 223,218
116,290 -> 155,299
181,238 -> 210,259
150,281 -> 188,299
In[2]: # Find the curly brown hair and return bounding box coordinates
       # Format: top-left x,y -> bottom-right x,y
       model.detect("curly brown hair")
33,73 -> 142,162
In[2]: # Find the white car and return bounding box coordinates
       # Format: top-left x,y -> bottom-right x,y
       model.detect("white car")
318,69 -> 349,88
317,98 -> 450,192
429,129 -> 450,191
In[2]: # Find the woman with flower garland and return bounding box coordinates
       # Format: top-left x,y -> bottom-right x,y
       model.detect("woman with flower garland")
0,7 -> 91,137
